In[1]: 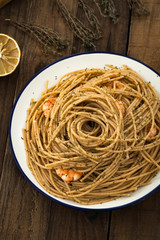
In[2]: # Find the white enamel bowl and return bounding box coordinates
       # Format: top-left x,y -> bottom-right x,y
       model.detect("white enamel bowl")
9,52 -> 160,210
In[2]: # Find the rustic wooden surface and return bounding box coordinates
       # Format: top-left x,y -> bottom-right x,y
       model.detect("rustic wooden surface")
0,0 -> 160,239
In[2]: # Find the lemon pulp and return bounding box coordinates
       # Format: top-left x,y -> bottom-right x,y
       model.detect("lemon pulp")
0,33 -> 21,77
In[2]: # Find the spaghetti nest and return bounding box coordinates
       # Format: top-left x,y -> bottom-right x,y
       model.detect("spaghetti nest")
23,65 -> 160,205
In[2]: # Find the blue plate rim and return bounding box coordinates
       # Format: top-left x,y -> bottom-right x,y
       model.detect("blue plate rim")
9,51 -> 160,211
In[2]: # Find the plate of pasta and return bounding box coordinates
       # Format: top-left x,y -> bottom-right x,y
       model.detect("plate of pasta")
9,52 -> 160,210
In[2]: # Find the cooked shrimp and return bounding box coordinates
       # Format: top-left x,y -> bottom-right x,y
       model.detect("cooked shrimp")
116,99 -> 125,116
55,168 -> 83,182
147,124 -> 157,138
43,97 -> 56,117
105,82 -> 113,89
105,81 -> 123,89
116,82 -> 124,89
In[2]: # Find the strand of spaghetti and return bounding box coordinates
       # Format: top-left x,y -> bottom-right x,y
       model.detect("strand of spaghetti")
140,150 -> 160,169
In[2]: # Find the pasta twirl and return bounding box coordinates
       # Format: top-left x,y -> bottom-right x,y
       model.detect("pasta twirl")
23,65 -> 160,205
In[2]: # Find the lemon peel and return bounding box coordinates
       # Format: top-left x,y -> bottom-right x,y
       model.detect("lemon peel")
0,0 -> 12,9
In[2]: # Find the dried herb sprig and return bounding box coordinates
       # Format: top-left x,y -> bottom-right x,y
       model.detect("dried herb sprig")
93,0 -> 119,24
77,0 -> 102,35
2,18 -> 69,55
127,0 -> 149,16
56,0 -> 101,49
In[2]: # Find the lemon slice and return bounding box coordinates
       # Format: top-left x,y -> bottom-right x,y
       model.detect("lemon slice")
0,33 -> 21,77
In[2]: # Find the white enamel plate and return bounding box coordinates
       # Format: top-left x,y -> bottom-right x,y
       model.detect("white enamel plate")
9,52 -> 160,210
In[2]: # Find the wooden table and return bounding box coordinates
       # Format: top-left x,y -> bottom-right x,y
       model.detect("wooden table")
0,0 -> 160,239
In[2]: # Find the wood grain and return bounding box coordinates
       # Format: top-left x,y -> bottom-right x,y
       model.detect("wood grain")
0,0 -> 160,239
109,190 -> 160,240
109,1 -> 160,239
127,0 -> 160,73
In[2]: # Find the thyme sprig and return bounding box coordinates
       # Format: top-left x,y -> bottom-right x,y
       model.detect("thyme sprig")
56,0 -> 101,49
93,0 -> 149,23
93,0 -> 119,24
0,0 -> 149,54
127,0 -> 149,16
3,18 -> 69,55
77,0 -> 102,34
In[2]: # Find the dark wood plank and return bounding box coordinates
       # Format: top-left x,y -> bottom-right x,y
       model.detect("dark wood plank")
109,1 -> 160,239
109,190 -> 160,240
0,73 -> 17,173
47,206 -> 111,240
127,0 -> 160,72
0,1 -> 54,238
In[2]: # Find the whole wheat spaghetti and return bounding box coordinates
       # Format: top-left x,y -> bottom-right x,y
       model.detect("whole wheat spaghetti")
23,65 -> 160,205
